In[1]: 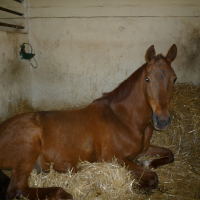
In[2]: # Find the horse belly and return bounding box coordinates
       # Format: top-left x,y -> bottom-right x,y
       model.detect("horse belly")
35,133 -> 99,172
36,109 -> 143,172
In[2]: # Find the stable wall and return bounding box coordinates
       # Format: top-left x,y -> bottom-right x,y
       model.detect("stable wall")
27,0 -> 200,111
0,31 -> 32,121
0,0 -> 200,115
0,1 -> 31,120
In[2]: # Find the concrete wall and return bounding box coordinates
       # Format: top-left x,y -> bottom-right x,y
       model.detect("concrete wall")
27,0 -> 200,110
0,1 -> 31,120
0,0 -> 200,115
0,31 -> 32,121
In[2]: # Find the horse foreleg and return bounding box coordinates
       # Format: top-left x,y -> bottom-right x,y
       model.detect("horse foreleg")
141,124 -> 174,169
141,145 -> 174,169
123,159 -> 158,189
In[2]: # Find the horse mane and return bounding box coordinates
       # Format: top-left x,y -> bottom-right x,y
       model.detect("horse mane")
95,63 -> 147,103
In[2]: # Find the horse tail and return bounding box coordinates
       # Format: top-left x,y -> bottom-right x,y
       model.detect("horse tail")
0,170 -> 10,200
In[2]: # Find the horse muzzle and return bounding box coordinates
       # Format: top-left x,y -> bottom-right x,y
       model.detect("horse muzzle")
152,113 -> 171,131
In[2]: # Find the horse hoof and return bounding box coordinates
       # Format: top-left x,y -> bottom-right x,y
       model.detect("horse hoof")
148,173 -> 158,189
138,171 -> 158,189
55,188 -> 73,199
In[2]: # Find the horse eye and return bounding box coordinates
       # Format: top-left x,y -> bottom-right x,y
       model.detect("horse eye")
145,77 -> 150,82
173,78 -> 177,83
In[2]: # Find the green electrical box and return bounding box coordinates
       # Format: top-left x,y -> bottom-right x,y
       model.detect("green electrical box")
19,43 -> 35,60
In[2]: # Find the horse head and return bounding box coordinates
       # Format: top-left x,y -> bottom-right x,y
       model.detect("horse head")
144,44 -> 177,130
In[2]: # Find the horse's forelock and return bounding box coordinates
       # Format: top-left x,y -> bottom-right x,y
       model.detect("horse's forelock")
155,54 -> 165,62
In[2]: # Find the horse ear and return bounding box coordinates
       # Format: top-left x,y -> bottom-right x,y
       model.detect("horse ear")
166,44 -> 177,63
145,45 -> 156,62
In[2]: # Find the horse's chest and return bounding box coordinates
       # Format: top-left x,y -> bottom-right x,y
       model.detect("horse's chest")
122,136 -> 143,159
103,130 -> 143,160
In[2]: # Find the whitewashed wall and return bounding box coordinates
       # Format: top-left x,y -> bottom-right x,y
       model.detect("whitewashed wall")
27,0 -> 200,110
0,31 -> 32,120
0,0 -> 200,115
0,1 -> 31,120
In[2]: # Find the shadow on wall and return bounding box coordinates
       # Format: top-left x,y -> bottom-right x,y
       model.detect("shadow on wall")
176,24 -> 200,84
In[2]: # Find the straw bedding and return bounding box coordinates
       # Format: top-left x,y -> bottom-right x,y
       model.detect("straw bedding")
3,83 -> 200,200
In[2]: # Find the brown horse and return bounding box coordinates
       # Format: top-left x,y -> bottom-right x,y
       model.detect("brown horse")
0,44 -> 177,200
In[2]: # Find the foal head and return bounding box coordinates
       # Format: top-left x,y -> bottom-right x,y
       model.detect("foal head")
144,44 -> 177,130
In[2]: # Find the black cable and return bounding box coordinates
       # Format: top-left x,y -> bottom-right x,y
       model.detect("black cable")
30,57 -> 38,68
23,43 -> 33,54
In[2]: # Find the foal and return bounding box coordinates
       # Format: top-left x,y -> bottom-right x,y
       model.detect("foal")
0,44 -> 177,199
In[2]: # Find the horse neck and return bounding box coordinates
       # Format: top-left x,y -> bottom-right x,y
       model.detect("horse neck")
111,67 -> 152,130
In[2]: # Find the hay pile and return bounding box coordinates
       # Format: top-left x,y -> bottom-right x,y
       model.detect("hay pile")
28,160 -> 139,200
4,83 -> 200,199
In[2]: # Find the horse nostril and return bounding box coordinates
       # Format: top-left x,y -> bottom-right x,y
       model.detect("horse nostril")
153,113 -> 171,128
